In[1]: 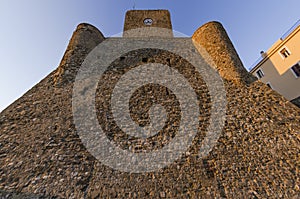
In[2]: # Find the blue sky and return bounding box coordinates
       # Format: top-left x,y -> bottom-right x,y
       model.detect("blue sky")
0,0 -> 300,111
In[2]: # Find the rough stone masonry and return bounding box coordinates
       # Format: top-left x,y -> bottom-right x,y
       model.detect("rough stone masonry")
0,10 -> 299,198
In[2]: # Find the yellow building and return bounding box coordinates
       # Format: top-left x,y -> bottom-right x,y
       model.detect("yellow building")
250,20 -> 300,106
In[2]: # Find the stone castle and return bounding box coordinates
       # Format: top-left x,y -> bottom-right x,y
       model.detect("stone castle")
0,10 -> 299,198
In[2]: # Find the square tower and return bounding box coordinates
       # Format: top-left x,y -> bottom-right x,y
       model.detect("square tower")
123,10 -> 173,37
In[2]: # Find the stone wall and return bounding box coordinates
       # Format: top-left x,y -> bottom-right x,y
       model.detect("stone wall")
0,11 -> 299,198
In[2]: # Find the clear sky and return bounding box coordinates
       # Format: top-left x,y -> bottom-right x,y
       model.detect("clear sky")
0,0 -> 300,111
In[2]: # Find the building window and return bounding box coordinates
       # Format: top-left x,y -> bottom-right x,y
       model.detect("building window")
279,47 -> 291,58
291,62 -> 300,78
266,82 -> 272,89
256,69 -> 264,78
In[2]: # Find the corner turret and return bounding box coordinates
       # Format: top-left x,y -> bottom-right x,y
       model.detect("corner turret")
53,23 -> 105,86
192,21 -> 256,84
